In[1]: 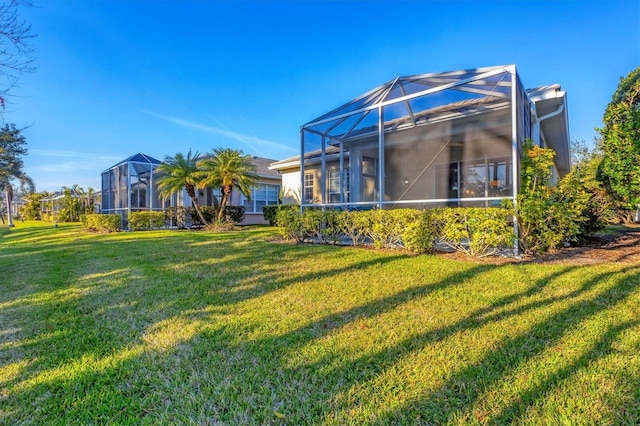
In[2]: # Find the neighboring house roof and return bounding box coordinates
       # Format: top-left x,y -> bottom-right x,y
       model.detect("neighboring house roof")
102,152 -> 163,173
104,152 -> 280,182
249,156 -> 281,179
269,146 -> 342,171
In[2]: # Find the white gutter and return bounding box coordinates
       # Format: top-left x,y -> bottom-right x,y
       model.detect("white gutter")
538,103 -> 564,122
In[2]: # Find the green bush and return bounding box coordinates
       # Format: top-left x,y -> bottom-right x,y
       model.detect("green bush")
515,195 -> 582,254
81,214 -> 121,232
515,139 -> 597,254
128,211 -> 165,231
402,209 -> 438,254
165,205 -> 246,228
221,206 -> 246,224
263,204 -> 298,226
300,209 -> 342,244
337,210 -> 372,247
368,209 -> 422,249
273,205 -> 516,256
435,207 -> 515,256
275,206 -> 306,242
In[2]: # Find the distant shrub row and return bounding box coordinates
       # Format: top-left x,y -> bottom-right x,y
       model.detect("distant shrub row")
81,214 -> 121,232
275,207 -> 515,257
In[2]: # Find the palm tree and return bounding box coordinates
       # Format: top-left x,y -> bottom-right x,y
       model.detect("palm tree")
1,172 -> 34,227
156,150 -> 208,226
198,147 -> 258,224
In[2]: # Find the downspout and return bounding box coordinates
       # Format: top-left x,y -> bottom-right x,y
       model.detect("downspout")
537,104 -> 564,125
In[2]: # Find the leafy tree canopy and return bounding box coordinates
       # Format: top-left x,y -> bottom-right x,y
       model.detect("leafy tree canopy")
597,66 -> 640,219
198,147 -> 257,224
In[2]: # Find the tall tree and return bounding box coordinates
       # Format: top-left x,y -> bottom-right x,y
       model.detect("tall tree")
198,147 -> 257,224
0,123 -> 33,226
156,150 -> 208,226
597,66 -> 640,222
0,0 -> 36,107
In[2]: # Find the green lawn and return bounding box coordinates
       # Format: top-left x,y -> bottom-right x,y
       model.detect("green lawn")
1,221 -> 639,425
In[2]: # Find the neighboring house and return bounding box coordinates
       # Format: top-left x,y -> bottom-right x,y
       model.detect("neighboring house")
101,153 -> 280,227
40,189 -> 102,220
171,156 -> 281,225
269,65 -> 570,210
101,153 -> 165,227
4,195 -> 28,219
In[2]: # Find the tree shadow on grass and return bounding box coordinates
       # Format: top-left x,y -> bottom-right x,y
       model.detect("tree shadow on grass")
369,264 -> 640,424
0,228 -> 422,423
4,225 -> 638,424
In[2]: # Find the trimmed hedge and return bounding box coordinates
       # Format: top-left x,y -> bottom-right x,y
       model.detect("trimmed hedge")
274,207 -> 516,256
81,214 -> 121,232
263,204 -> 298,226
128,211 -> 165,231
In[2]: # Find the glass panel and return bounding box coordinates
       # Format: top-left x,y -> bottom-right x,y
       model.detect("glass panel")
304,173 -> 314,202
488,159 -> 512,197
302,130 -> 322,205
266,185 -> 279,203
461,162 -> 487,198
101,172 -> 110,211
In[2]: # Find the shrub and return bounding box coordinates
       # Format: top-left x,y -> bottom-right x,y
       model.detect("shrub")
165,205 -> 246,228
128,211 -> 165,231
402,209 -> 439,254
263,204 -> 298,226
515,194 -> 581,254
337,210 -> 371,246
300,208 -> 342,244
165,206 -> 187,228
435,207 -> 515,256
368,209 -> 422,249
81,214 -> 121,232
515,139 -> 594,254
275,207 -> 306,242
221,206 -> 246,224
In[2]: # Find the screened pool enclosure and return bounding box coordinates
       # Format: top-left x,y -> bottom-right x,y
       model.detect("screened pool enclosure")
101,153 -> 164,225
299,65 -> 569,210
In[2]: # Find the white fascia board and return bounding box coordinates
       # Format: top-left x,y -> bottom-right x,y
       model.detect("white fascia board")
528,89 -> 566,103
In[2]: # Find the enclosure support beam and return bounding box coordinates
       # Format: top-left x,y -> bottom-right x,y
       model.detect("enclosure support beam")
300,129 -> 305,213
339,140 -> 345,205
321,135 -> 326,206
378,105 -> 385,209
510,66 -> 520,256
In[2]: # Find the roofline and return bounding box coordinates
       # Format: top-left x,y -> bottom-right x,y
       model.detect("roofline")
302,65 -> 516,129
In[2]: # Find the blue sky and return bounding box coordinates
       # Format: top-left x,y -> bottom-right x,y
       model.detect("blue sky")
4,0 -> 639,192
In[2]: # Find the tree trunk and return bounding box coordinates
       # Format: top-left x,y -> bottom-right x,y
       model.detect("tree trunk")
185,183 -> 208,226
5,186 -> 14,227
216,186 -> 232,223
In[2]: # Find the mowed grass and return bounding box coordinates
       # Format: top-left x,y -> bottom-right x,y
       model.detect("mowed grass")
1,221 -> 639,425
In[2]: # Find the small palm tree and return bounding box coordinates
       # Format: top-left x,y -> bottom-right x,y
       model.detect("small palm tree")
199,148 -> 258,224
156,150 -> 208,226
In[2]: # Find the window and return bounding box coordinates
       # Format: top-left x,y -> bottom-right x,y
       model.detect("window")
437,158 -> 512,205
242,184 -> 280,213
304,173 -> 314,202
329,168 -> 349,203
